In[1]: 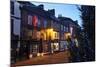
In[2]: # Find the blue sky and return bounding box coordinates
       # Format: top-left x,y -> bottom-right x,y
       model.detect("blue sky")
31,2 -> 82,26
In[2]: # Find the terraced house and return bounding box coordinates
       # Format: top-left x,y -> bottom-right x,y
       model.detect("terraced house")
11,1 -> 81,63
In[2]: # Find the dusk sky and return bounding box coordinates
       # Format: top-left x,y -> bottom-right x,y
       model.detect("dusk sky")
31,2 -> 82,26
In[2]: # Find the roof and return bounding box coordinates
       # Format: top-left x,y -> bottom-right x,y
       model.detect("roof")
58,16 -> 80,27
20,2 -> 59,22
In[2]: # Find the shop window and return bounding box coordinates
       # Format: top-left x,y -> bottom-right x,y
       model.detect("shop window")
32,45 -> 38,53
53,43 -> 59,51
51,43 -> 59,51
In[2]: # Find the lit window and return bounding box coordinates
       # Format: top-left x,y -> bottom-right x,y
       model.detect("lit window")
56,32 -> 59,39
53,43 -> 59,51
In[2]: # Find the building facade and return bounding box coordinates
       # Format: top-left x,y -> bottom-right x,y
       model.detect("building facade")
19,2 -> 61,58
58,16 -> 81,51
11,1 -> 81,63
11,0 -> 21,64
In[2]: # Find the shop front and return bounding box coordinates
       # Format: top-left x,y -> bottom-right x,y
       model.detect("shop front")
60,41 -> 68,51
51,42 -> 60,53
29,40 -> 43,58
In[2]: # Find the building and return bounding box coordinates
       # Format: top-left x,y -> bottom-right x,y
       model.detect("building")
10,0 -> 21,63
11,1 -> 81,62
58,16 -> 81,51
19,1 -> 61,59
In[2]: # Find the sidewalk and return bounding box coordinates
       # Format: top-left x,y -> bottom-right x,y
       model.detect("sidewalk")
12,51 -> 71,67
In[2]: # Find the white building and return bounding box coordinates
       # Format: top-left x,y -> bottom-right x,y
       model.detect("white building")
11,0 -> 21,63
11,0 -> 21,37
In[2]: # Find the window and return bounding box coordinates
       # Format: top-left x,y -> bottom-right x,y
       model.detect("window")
64,26 -> 66,31
11,1 -> 14,15
36,31 -> 41,40
40,17 -> 44,28
27,30 -> 32,37
37,19 -> 41,27
57,32 -> 59,39
61,25 -> 63,31
53,43 -> 59,51
55,23 -> 58,30
70,27 -> 73,35
61,33 -> 64,40
11,19 -> 14,34
66,27 -> 68,32
32,45 -> 38,53
28,15 -> 32,25
57,24 -> 60,30
51,20 -> 53,28
55,33 -> 57,39
54,32 -> 59,39
44,20 -> 47,28
32,15 -> 38,27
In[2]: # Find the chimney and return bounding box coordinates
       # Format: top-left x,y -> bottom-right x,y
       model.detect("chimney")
48,9 -> 55,16
38,4 -> 44,10
75,20 -> 78,24
58,14 -> 62,18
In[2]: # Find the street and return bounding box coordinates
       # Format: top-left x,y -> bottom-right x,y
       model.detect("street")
12,51 -> 71,67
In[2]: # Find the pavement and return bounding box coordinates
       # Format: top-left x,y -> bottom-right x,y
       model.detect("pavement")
11,51 -> 71,67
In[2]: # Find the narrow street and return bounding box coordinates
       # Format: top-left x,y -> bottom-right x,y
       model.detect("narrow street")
12,51 -> 71,67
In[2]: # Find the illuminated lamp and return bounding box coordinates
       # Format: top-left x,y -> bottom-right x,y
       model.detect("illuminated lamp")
29,54 -> 33,59
37,53 -> 40,57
